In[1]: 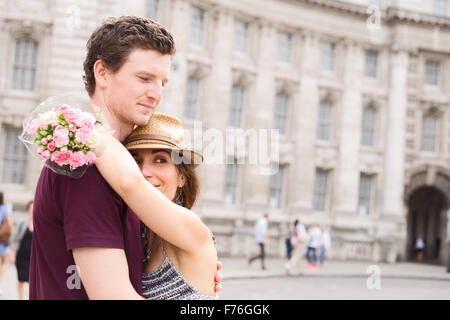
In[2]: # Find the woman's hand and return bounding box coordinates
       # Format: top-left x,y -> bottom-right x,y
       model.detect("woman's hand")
9,251 -> 16,265
214,260 -> 223,293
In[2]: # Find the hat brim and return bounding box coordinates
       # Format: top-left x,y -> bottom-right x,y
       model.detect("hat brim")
125,140 -> 203,167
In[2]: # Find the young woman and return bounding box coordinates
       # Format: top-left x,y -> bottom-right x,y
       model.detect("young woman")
95,113 -> 217,299
0,192 -> 13,296
9,200 -> 34,300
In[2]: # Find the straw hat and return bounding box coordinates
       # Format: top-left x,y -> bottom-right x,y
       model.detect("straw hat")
124,113 -> 203,166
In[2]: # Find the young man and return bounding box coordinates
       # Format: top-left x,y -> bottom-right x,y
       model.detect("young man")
248,213 -> 269,270
30,16 -> 222,300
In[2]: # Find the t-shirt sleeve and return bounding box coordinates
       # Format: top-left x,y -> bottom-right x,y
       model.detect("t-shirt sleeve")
5,206 -> 12,216
61,167 -> 126,251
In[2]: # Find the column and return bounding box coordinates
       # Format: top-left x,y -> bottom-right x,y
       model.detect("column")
334,41 -> 363,216
382,48 -> 409,217
243,21 -> 276,212
291,31 -> 319,213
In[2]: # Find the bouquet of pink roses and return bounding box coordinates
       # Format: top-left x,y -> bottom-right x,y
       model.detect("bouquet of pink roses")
26,104 -> 98,168
20,94 -> 103,178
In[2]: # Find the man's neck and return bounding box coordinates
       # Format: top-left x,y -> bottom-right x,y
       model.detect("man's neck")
91,94 -> 134,142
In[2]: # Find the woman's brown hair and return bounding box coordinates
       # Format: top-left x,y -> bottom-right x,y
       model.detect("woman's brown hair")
174,163 -> 199,210
140,162 -> 200,264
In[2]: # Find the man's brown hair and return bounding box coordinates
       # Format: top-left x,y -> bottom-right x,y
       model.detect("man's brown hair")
83,16 -> 176,96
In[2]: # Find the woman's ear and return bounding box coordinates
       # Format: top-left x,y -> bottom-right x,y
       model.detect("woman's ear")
177,174 -> 186,188
93,60 -> 109,90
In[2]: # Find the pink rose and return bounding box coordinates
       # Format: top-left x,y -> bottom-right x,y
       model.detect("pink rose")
51,150 -> 72,166
81,118 -> 93,131
57,104 -> 70,116
53,126 -> 70,148
75,128 -> 91,144
47,141 -> 56,152
69,151 -> 86,168
64,111 -> 81,127
37,146 -> 44,157
69,124 -> 77,132
50,120 -> 58,127
42,150 -> 51,159
85,151 -> 97,165
41,138 -> 48,145
27,119 -> 40,134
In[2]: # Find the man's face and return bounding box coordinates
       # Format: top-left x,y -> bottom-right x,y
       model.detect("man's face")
103,48 -> 171,127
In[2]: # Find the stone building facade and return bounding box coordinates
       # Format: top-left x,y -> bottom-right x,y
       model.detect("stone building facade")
1,0 -> 450,264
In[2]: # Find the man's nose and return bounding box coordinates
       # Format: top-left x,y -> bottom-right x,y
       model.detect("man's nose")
145,81 -> 163,104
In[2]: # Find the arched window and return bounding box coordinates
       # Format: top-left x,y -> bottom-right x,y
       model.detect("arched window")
273,93 -> 289,135
361,107 -> 377,146
11,38 -> 38,91
185,77 -> 200,120
146,0 -> 159,20
229,84 -> 245,128
190,6 -> 204,46
421,113 -> 439,152
317,100 -> 333,141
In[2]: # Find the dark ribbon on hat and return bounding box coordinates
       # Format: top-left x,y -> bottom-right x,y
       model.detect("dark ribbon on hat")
123,133 -> 183,149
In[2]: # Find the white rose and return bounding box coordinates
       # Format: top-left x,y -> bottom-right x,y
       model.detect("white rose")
81,112 -> 96,125
38,111 -> 58,125
86,129 -> 99,148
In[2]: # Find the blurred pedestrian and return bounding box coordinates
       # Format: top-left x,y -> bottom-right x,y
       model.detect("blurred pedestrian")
9,200 -> 34,300
285,222 -> 294,260
0,191 -> 13,296
248,213 -> 269,270
319,226 -> 331,266
306,223 -> 321,270
284,219 -> 307,275
415,235 -> 425,262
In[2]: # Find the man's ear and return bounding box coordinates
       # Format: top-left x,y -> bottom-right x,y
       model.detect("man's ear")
93,60 -> 109,90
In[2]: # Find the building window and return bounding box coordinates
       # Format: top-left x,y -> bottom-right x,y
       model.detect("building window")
229,85 -> 244,128
146,0 -> 159,20
321,41 -> 335,72
190,7 -> 204,46
421,113 -> 439,152
234,20 -> 248,53
424,60 -> 440,86
185,77 -> 199,120
11,38 -> 38,91
278,32 -> 292,63
268,165 -> 285,209
2,126 -> 28,184
361,107 -> 376,146
433,0 -> 447,16
369,0 -> 382,7
358,173 -> 374,216
317,101 -> 333,141
224,160 -> 238,205
313,169 -> 329,212
365,50 -> 378,78
273,93 -> 289,135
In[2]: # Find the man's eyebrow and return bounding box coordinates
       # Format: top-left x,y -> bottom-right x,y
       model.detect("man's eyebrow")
136,70 -> 169,83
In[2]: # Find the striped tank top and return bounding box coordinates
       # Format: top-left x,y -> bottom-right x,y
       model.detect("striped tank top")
142,240 -> 217,300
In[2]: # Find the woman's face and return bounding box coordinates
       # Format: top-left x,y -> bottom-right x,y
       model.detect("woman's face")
131,149 -> 185,201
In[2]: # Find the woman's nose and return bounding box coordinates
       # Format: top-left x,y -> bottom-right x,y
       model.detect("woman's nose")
141,164 -> 155,179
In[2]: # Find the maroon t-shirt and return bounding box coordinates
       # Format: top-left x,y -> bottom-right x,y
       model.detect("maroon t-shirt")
29,166 -> 143,299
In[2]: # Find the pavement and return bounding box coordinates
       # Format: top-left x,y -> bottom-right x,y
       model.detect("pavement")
1,256 -> 449,300
220,256 -> 450,281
